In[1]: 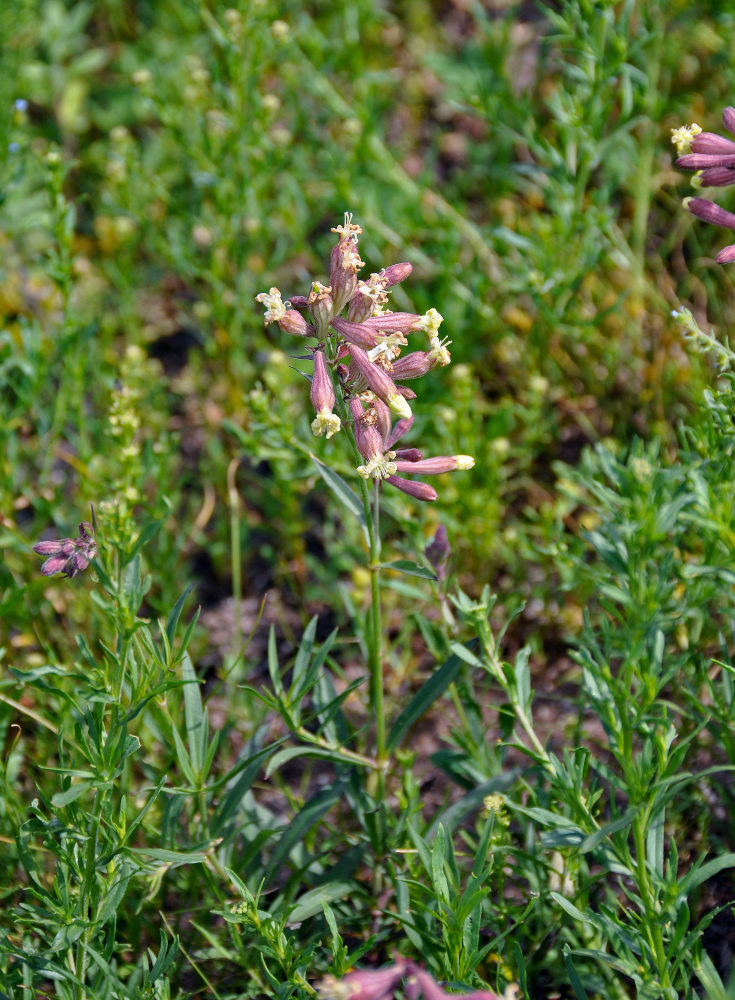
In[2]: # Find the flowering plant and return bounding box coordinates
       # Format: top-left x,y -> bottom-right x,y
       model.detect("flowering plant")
256,215 -> 474,794
256,214 -> 473,503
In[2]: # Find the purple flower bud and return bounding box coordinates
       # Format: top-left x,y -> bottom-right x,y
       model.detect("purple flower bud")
717,244 -> 735,263
395,384 -> 417,400
372,396 -> 392,444
359,312 -> 422,334
677,153 -> 735,170
385,414 -> 414,449
308,282 -> 334,336
391,351 -> 436,380
425,523 -> 451,580
33,522 -> 97,579
723,106 -> 735,134
349,345 -> 412,420
686,196 -> 735,230
699,167 -> 735,187
279,309 -> 316,337
394,448 -> 422,462
288,295 -> 309,310
330,317 -> 383,350
691,132 -> 735,155
386,475 -> 438,502
381,262 -> 413,288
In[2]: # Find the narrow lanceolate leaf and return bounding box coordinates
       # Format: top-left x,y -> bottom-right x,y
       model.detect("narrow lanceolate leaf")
387,644 -> 475,752
380,559 -> 437,581
310,453 -> 368,540
287,881 -> 358,924
182,652 -> 205,777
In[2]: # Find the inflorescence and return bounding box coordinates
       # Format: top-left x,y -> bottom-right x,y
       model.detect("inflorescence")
674,106 -> 735,263
256,215 -> 473,502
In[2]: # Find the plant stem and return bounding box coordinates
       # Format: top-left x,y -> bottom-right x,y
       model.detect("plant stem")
360,476 -> 386,802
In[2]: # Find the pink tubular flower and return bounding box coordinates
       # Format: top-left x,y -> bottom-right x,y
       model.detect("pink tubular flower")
311,349 -> 340,439
33,522 -> 97,578
358,312 -> 422,334
350,397 -> 397,480
385,475 -> 438,502
349,345 -> 412,420
330,215 -> 364,313
347,263 -> 413,322
330,317 -> 386,350
317,962 -> 409,1000
425,524 -> 450,580
676,107 -> 735,186
405,968 -> 500,1000
684,196 -> 735,263
279,309 -> 316,337
393,456 -> 474,475
676,109 -> 735,263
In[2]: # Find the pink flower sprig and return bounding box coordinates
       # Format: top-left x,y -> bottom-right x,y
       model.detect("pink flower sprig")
675,107 -> 735,263
32,522 -> 97,578
256,214 -> 474,501
316,960 -> 503,1000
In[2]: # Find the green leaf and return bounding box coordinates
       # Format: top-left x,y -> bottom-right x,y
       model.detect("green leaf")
427,773 -> 519,839
552,893 -> 593,925
564,946 -> 591,1000
264,779 -> 348,884
127,518 -> 164,561
379,559 -> 436,581
311,454 -> 368,539
127,847 -> 208,866
266,745 -> 371,777
287,881 -> 358,923
51,781 -> 93,806
182,652 -> 205,777
387,644 -> 472,752
678,852 -> 735,896
165,585 -> 194,651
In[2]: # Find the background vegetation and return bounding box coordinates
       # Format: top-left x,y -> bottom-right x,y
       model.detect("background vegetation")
2,0 -> 735,997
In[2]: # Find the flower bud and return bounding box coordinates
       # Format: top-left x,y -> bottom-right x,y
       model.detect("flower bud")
425,524 -> 450,580
391,351 -> 435,380
371,396 -> 392,444
381,262 -> 412,289
359,312 -> 422,334
288,295 -> 309,310
330,316 -> 383,350
386,475 -> 437,502
385,414 -> 414,449
279,309 -> 315,337
393,448 -> 422,462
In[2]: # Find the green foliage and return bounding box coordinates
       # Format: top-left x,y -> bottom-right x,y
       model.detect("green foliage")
4,0 -> 735,997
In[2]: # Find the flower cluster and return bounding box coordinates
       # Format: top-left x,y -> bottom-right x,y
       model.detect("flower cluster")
674,107 -> 735,263
316,959 -> 503,1000
32,522 -> 97,578
256,215 -> 473,501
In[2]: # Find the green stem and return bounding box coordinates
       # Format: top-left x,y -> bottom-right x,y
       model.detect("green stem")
358,476 -> 386,802
632,809 -> 669,989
